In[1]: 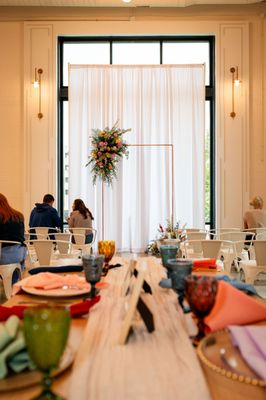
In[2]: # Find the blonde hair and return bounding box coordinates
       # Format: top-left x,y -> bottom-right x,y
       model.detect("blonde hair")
249,196 -> 263,209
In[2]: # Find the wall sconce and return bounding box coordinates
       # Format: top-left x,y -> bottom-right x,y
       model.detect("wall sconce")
33,68 -> 43,119
230,66 -> 240,118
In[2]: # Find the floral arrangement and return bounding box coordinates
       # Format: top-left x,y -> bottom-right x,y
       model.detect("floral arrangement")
157,219 -> 181,239
86,121 -> 131,185
145,219 -> 187,256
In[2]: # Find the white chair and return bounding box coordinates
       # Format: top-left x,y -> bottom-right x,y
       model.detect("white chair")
209,227 -> 241,239
26,240 -> 54,266
48,232 -> 72,256
28,227 -> 59,240
0,240 -> 22,299
239,240 -> 266,284
66,227 -> 97,255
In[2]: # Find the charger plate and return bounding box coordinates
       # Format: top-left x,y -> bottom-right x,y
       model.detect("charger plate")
22,286 -> 90,297
0,346 -> 74,392
197,329 -> 266,400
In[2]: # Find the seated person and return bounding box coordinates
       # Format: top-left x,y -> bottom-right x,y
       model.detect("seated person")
29,194 -> 62,237
243,196 -> 266,231
0,193 -> 26,280
67,199 -> 94,244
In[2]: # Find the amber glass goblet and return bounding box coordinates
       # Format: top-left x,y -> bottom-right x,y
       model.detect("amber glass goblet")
98,240 -> 115,276
184,275 -> 218,345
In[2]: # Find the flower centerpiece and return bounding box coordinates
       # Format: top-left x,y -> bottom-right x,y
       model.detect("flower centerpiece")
145,219 -> 186,256
86,121 -> 131,185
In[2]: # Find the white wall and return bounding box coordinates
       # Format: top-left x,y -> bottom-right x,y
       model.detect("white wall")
0,5 -> 265,229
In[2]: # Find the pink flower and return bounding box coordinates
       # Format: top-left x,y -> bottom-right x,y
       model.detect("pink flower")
99,163 -> 104,168
117,142 -> 122,148
98,151 -> 102,156
99,142 -> 105,146
111,154 -> 116,159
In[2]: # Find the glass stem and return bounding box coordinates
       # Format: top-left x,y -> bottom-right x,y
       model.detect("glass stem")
42,371 -> 53,393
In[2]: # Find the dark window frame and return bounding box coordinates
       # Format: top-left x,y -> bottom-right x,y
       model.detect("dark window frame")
58,35 -> 215,228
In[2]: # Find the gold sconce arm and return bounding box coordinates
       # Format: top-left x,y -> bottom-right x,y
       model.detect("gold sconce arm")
33,68 -> 43,119
230,66 -> 240,119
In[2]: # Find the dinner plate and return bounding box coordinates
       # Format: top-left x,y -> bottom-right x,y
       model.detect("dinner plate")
0,346 -> 74,392
22,286 -> 90,297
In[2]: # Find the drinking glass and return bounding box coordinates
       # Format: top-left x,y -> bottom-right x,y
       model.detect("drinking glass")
167,259 -> 192,312
24,306 -> 71,400
98,240 -> 115,276
82,254 -> 104,298
159,245 -> 178,276
185,275 -> 218,345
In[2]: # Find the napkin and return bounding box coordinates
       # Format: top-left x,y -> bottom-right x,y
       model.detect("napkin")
204,281 -> 266,332
13,272 -> 90,295
0,296 -> 101,322
192,258 -> 217,271
0,316 -> 35,379
28,265 -> 83,275
229,325 -> 266,381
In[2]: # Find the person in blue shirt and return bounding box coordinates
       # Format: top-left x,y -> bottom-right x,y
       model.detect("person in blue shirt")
29,194 -> 61,232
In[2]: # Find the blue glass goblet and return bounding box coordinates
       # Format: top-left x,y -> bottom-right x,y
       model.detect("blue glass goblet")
82,254 -> 104,298
160,245 -> 179,277
167,259 -> 192,312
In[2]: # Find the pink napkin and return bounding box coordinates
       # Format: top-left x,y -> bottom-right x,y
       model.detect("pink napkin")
229,325 -> 266,381
205,281 -> 266,332
12,272 -> 90,295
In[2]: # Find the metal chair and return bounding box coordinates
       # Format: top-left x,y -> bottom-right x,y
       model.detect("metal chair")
239,240 -> 266,284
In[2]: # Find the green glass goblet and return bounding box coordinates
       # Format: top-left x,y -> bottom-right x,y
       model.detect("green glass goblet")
23,306 -> 71,400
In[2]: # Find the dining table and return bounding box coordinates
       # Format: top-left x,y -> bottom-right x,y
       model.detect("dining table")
1,255 -> 263,400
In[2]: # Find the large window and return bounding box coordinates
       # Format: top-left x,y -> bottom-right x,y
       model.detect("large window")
58,36 -> 215,227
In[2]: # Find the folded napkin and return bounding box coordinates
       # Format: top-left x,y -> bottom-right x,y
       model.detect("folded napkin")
229,325 -> 266,381
192,258 -> 217,271
13,272 -> 89,295
28,265 -> 83,275
0,316 -> 35,379
0,295 -> 101,322
205,281 -> 266,332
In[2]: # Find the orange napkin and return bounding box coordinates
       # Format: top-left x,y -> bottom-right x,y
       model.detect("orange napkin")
205,281 -> 266,332
12,272 -> 90,295
192,258 -> 217,271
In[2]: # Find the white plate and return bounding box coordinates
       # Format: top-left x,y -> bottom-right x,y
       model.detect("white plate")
22,286 -> 90,297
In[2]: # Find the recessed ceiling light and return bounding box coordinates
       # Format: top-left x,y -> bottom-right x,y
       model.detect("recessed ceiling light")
122,0 -> 132,3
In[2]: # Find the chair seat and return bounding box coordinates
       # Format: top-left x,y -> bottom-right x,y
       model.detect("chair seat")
239,260 -> 266,284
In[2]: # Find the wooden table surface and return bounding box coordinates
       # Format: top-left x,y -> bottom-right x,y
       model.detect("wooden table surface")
1,256 -> 212,400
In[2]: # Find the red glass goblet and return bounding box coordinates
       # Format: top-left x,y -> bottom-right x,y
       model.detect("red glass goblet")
184,275 -> 218,345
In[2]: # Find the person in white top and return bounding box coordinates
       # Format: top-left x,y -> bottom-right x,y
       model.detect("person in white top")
243,196 -> 266,231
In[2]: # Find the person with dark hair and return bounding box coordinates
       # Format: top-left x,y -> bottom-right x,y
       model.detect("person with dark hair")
0,193 -> 26,272
29,193 -> 61,230
68,199 -> 94,244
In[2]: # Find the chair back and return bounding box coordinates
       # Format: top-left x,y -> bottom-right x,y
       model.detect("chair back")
186,232 -> 207,241
256,231 -> 266,240
210,228 -> 240,239
201,240 -> 223,259
48,233 -> 72,254
30,240 -> 53,265
0,263 -> 21,299
254,240 -> 266,265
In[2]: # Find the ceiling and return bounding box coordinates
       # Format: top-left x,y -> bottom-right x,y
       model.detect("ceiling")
0,0 -> 264,7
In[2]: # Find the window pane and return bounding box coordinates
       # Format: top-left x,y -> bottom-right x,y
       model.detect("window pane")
63,43 -> 110,85
113,42 -> 160,64
63,101 -> 69,222
205,100 -> 210,224
163,42 -> 210,85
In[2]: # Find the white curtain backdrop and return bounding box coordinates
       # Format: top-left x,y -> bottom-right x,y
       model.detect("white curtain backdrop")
69,64 -> 205,252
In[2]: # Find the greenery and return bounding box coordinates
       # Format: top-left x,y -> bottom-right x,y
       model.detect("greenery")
87,121 -> 131,185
